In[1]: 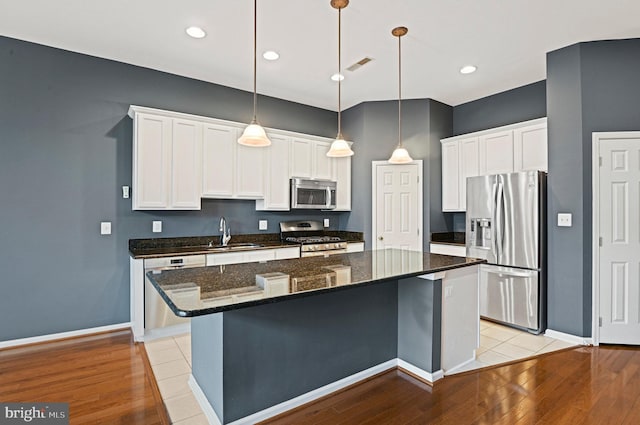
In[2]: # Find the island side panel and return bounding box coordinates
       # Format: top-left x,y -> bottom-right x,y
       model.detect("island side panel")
397,276 -> 442,373
191,313 -> 224,422
221,281 -> 398,423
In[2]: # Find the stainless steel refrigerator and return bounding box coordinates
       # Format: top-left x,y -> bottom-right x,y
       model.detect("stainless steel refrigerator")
466,171 -> 546,334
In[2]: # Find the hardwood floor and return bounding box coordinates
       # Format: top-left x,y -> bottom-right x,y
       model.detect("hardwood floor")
2,331 -> 639,425
0,330 -> 168,424
263,345 -> 640,425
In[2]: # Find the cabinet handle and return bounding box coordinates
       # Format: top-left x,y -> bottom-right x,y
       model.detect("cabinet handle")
378,236 -> 384,241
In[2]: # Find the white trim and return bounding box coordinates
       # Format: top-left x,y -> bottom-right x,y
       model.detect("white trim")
189,375 -> 222,425
397,359 -> 444,383
544,329 -> 592,346
443,353 -> 477,375
419,272 -> 446,281
0,322 -> 131,349
371,160 -> 424,252
591,131 -> 640,346
441,117 -> 547,143
192,360 -> 399,425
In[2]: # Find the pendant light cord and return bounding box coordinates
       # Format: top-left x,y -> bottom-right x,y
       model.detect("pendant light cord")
337,7 -> 342,138
397,33 -> 402,148
252,0 -> 258,123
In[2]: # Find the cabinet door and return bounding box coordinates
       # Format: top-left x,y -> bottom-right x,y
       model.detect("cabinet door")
514,122 -> 547,172
236,143 -> 266,198
171,119 -> 202,209
479,130 -> 514,175
256,134 -> 290,210
133,113 -> 172,209
333,155 -> 351,211
290,138 -> 313,178
459,137 -> 480,211
441,140 -> 460,211
202,124 -> 236,198
313,142 -> 333,180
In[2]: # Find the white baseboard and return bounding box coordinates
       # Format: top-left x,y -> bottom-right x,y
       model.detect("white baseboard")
443,353 -> 477,375
189,375 -> 222,425
191,359 -> 398,425
0,322 -> 131,349
397,359 -> 444,383
545,329 -> 593,346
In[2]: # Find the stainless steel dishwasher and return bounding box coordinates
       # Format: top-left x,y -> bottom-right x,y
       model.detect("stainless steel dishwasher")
144,255 -> 205,338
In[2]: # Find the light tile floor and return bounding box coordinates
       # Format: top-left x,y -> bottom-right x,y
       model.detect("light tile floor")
449,319 -> 577,374
144,320 -> 578,423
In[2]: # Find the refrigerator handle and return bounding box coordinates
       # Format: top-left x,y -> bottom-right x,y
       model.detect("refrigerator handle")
495,180 -> 504,262
491,182 -> 498,256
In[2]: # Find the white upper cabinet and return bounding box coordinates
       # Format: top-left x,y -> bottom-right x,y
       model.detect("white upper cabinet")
202,123 -> 236,198
441,140 -> 461,211
514,121 -> 548,172
256,134 -> 290,210
479,130 -> 514,175
441,117 -> 547,212
129,106 -> 351,211
130,110 -> 201,210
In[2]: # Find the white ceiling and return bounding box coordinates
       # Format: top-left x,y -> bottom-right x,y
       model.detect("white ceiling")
2,0 -> 640,111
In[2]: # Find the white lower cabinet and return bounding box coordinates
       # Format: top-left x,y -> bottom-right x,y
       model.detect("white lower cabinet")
429,243 -> 466,257
346,242 -> 365,252
206,247 -> 300,266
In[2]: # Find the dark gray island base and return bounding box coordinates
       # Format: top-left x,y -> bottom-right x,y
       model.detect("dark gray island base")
147,249 -> 484,425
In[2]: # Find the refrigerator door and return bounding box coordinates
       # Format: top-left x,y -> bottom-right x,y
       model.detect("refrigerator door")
497,171 -> 540,269
479,264 -> 539,331
466,174 -> 498,263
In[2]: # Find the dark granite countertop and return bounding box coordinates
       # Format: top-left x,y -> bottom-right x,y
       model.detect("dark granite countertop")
146,249 -> 485,317
129,232 -> 365,259
431,232 -> 465,246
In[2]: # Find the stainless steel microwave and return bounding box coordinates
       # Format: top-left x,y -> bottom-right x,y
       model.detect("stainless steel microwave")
290,178 -> 337,209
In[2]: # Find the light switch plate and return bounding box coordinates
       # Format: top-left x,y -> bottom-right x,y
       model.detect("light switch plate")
122,186 -> 130,199
259,220 -> 268,231
558,213 -> 572,227
323,219 -> 330,228
152,221 -> 162,233
100,221 -> 111,235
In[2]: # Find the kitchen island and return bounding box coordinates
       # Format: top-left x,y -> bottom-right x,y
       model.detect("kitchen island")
147,249 -> 484,425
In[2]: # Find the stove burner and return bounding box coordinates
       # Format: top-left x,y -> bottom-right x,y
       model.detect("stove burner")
285,236 -> 343,244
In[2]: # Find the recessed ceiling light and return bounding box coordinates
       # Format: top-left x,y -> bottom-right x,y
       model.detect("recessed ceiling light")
263,51 -> 279,61
331,73 -> 344,82
460,65 -> 477,74
185,26 -> 206,39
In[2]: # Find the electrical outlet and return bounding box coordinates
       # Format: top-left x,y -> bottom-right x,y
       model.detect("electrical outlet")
259,220 -> 268,231
324,218 -> 330,228
557,213 -> 572,227
444,286 -> 453,298
152,221 -> 162,233
100,221 -> 111,235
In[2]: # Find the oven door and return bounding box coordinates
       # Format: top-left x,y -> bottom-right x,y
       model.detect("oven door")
291,178 -> 337,209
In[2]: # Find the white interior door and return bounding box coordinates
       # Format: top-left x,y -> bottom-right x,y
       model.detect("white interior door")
372,161 -> 422,251
596,133 -> 640,345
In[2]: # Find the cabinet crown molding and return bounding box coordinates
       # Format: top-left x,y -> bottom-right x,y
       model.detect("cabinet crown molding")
441,117 -> 547,143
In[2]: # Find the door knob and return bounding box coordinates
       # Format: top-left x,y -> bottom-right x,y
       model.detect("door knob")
378,236 -> 384,241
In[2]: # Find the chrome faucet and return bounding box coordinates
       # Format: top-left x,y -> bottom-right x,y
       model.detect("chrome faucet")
219,216 -> 231,246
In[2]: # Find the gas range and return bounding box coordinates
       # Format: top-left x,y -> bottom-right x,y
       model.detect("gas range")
280,221 -> 348,257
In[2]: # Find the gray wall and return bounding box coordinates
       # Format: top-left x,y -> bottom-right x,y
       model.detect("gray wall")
453,80 -> 547,136
0,36 -> 346,341
341,99 -> 453,248
546,38 -> 640,336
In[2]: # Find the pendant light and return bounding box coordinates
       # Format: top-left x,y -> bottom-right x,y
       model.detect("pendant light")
388,26 -> 413,164
238,0 -> 271,147
327,0 -> 354,157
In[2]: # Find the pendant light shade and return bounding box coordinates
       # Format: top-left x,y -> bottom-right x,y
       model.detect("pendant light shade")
388,26 -> 413,164
238,0 -> 271,147
327,0 -> 354,158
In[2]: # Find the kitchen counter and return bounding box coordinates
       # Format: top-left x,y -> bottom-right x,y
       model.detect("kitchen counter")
431,231 -> 465,246
129,231 -> 364,259
146,249 -> 484,317
174,249 -> 483,424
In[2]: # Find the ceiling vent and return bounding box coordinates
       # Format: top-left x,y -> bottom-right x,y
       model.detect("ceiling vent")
347,57 -> 374,72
